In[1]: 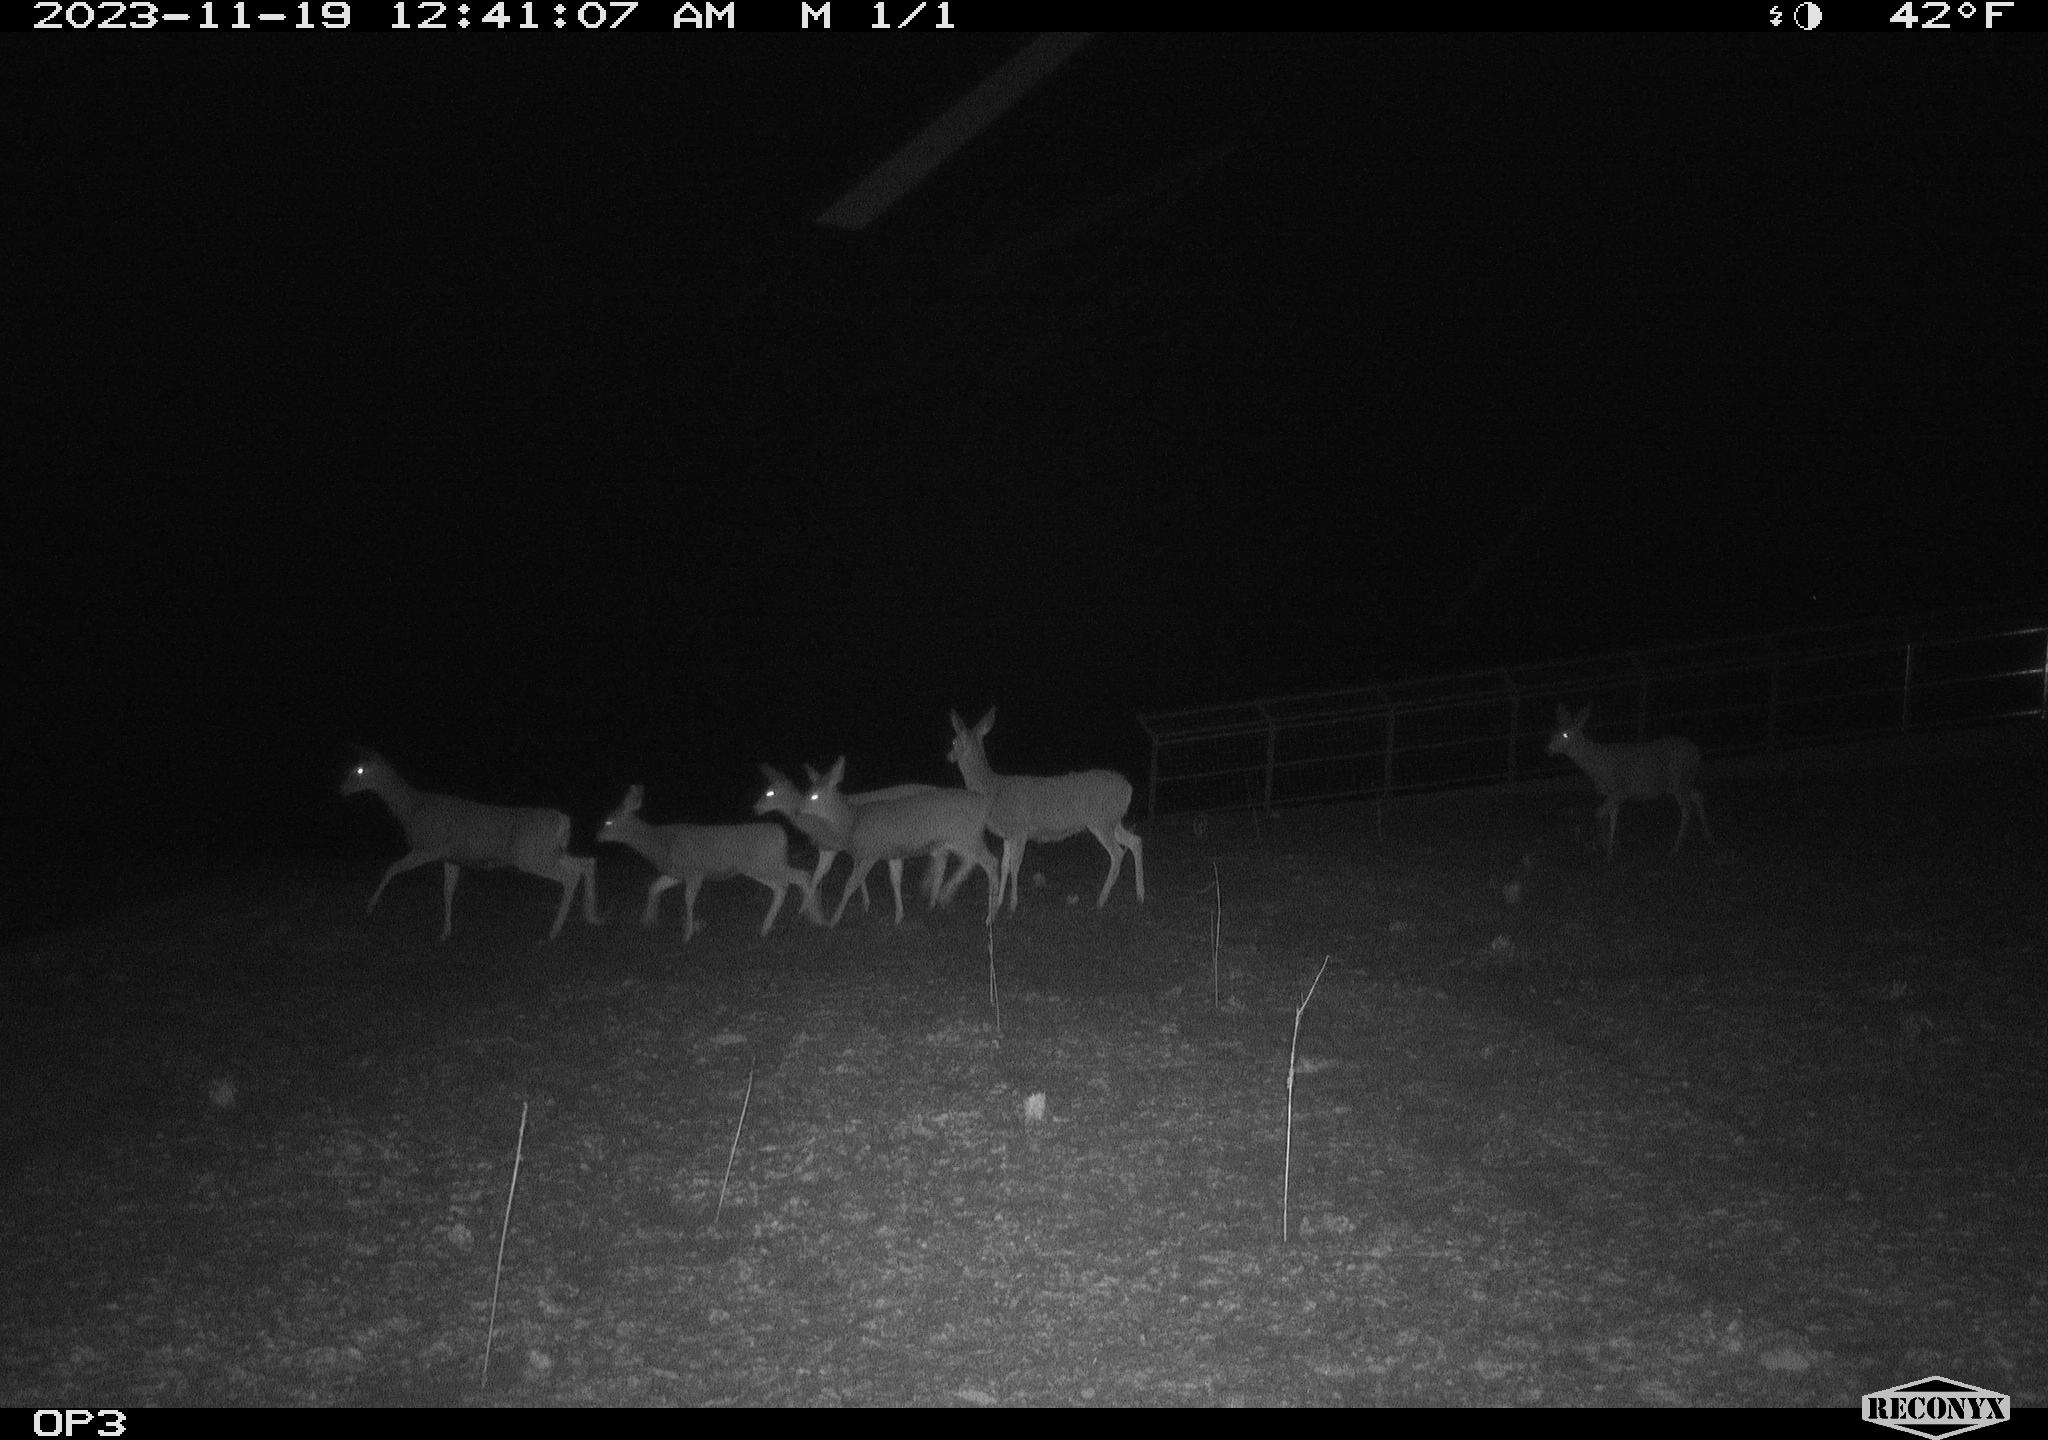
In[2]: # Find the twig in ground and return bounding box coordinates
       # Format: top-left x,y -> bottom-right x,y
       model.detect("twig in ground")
1283,955 -> 1331,1242
714,1067 -> 754,1226
481,1099 -> 529,1390
1210,858 -> 1221,1010
986,910 -> 1002,1041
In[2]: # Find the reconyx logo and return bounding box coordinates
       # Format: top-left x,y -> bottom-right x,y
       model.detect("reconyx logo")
1864,1376 -> 2011,1437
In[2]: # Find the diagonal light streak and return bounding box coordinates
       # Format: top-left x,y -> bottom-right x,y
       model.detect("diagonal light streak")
816,32 -> 1092,231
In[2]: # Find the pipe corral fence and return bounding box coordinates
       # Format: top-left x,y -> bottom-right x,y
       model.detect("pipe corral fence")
1136,609 -> 2048,818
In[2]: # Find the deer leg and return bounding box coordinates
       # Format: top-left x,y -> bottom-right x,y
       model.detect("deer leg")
935,845 -> 977,909
574,856 -> 602,924
980,850 -> 1002,922
440,861 -> 461,941
681,876 -> 704,941
366,850 -> 440,915
642,874 -> 678,927
1120,825 -> 1145,902
886,858 -> 907,924
923,851 -> 946,908
756,877 -> 787,935
801,851 -> 835,922
1093,827 -> 1125,907
542,870 -> 574,942
934,843 -> 997,919
1002,839 -> 1027,912
832,859 -> 876,927
536,856 -> 591,941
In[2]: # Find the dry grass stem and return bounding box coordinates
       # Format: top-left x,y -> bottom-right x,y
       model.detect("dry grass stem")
714,1068 -> 754,1226
480,1099 -> 529,1390
985,912 -> 1002,1041
1283,955 -> 1331,1242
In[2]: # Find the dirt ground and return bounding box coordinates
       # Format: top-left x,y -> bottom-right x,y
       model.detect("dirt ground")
2,750 -> 2043,1407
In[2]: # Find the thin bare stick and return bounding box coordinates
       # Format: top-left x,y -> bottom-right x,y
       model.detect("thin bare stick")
1283,955 -> 1331,1243
1210,858 -> 1222,1010
986,909 -> 1002,1041
480,1099 -> 529,1390
714,1068 -> 754,1226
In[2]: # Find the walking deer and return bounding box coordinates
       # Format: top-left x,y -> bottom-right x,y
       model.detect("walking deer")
946,707 -> 1144,912
1546,704 -> 1713,858
797,758 -> 1000,926
339,748 -> 601,942
597,785 -> 815,940
753,764 -> 954,921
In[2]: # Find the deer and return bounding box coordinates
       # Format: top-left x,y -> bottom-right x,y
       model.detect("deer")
946,707 -> 1144,913
1546,704 -> 1714,859
752,765 -> 956,922
597,784 -> 815,941
797,757 -> 1000,927
339,747 -> 601,943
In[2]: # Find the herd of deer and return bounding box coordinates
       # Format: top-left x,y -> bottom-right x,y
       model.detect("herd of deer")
341,704 -> 1710,945
340,708 -> 1146,944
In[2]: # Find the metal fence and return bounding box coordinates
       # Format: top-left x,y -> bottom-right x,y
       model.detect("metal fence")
1136,608 -> 2048,817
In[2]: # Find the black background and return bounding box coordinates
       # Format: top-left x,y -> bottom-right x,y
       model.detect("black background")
10,33 -> 2039,937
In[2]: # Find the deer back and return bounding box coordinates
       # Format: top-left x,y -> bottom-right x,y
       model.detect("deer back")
411,796 -> 571,871
988,770 -> 1132,840
846,788 -> 989,860
650,820 -> 794,880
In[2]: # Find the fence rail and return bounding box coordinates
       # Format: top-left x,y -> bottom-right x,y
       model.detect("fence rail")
1136,608 -> 2048,817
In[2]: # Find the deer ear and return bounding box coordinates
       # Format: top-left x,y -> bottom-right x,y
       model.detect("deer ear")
626,784 -> 645,807
758,763 -> 780,783
827,756 -> 847,785
1554,704 -> 1570,725
949,710 -> 966,732
976,707 -> 996,734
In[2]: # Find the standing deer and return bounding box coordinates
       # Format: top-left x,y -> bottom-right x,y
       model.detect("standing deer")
797,757 -> 1000,927
339,747 -> 601,943
1546,704 -> 1713,858
946,707 -> 1144,912
597,785 -> 815,941
753,764 -> 954,921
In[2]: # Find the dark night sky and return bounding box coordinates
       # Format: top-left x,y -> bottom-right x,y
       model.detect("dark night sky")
9,32 -> 2041,937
